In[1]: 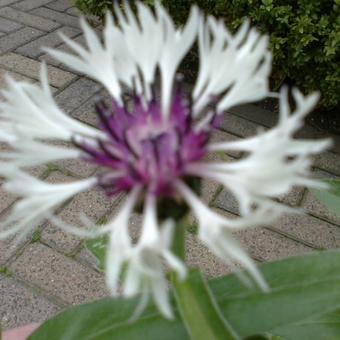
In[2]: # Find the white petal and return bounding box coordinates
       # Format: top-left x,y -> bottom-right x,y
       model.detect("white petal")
193,17 -> 271,115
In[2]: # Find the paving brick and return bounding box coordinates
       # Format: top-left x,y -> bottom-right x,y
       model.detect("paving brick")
0,185 -> 15,213
0,7 -> 60,31
0,52 -> 76,88
0,236 -> 27,266
303,190 -> 340,227
14,0 -> 53,11
278,187 -> 305,207
313,151 -> 340,176
0,0 -> 18,7
9,243 -> 109,305
0,27 -> 44,54
0,275 -> 60,329
41,187 -> 116,254
272,213 -> 340,250
0,66 -> 36,85
209,129 -> 242,158
234,227 -> 313,262
15,26 -> 80,58
39,34 -> 86,71
0,16 -> 22,33
214,188 -> 239,214
46,0 -> 73,12
58,158 -> 98,178
66,6 -> 81,16
186,233 -> 231,278
31,7 -> 80,28
56,77 -> 100,114
300,169 -> 340,226
221,112 -> 260,138
70,94 -> 100,127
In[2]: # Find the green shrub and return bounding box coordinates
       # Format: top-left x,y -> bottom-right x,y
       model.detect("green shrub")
72,0 -> 340,110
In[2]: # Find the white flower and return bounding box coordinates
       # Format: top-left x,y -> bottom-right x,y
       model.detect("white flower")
0,1 -> 331,318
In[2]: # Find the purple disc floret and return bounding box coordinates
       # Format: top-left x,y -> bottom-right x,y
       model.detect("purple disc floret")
75,89 -> 215,198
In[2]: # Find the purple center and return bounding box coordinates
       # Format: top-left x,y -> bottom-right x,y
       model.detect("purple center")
76,90 -> 214,197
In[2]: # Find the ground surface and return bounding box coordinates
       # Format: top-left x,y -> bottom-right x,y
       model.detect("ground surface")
0,0 -> 340,330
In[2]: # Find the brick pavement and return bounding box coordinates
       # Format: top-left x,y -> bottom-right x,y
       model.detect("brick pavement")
0,0 -> 340,330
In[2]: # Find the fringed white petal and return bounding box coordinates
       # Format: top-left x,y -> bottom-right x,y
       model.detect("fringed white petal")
156,4 -> 200,117
193,17 -> 271,115
194,88 -> 331,215
105,191 -> 185,319
0,168 -> 97,240
2,139 -> 82,166
46,18 -> 123,101
0,66 -> 102,142
176,180 -> 268,290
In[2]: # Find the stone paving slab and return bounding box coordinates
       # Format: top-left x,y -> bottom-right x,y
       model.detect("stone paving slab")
46,0 -> 73,12
271,213 -> 340,250
9,243 -> 109,305
0,6 -> 61,31
0,275 -> 60,330
0,16 -> 22,33
31,7 -> 80,28
0,52 -> 76,87
13,0 -> 54,11
15,26 -> 80,58
0,27 -> 44,54
41,187 -> 116,254
55,77 -> 99,113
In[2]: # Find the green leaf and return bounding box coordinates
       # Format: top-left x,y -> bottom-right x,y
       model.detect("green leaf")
84,235 -> 108,271
29,251 -> 340,340
172,269 -> 239,339
312,179 -> 340,216
273,309 -> 340,339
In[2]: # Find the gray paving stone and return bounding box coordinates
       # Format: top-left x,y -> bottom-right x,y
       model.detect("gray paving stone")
0,236 -> 27,266
278,187 -> 305,207
0,53 -> 76,88
313,151 -> 340,176
209,129 -> 242,158
66,6 -> 81,16
15,26 -> 80,58
234,227 -> 313,262
186,233 -> 231,278
0,275 -> 60,329
220,112 -> 260,138
0,27 -> 44,54
9,243 -> 109,305
58,158 -> 98,178
56,77 -> 100,114
71,94 -> 100,127
214,188 -> 239,214
0,185 -> 15,214
46,0 -> 73,12
303,190 -> 340,227
0,6 -> 60,31
31,7 -> 80,28
39,34 -> 86,72
229,104 -> 277,128
300,169 -> 340,225
0,16 -> 22,33
272,213 -> 340,250
14,0 -> 54,11
41,187 -> 116,254
0,0 -> 18,7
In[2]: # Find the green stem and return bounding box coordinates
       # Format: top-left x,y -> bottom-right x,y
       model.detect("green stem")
171,217 -> 240,340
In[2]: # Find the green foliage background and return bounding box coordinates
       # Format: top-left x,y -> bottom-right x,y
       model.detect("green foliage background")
72,0 -> 340,110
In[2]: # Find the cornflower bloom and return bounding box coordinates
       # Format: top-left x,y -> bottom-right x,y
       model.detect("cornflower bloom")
0,2 -> 331,318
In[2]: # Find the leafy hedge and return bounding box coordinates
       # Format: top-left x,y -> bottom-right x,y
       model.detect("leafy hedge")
72,0 -> 340,110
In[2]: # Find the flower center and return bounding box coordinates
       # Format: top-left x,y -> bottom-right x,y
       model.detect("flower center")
76,90 -> 213,197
